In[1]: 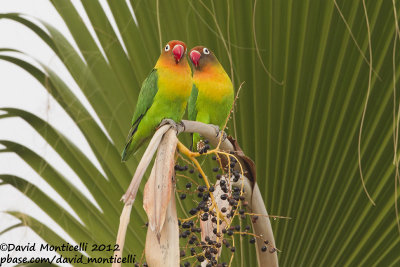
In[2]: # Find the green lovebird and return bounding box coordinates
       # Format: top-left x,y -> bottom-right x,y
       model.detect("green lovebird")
121,40 -> 192,161
188,46 -> 234,151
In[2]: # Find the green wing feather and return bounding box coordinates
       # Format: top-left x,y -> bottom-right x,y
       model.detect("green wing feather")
131,69 -> 159,124
187,84 -> 198,150
121,69 -> 158,161
188,84 -> 198,121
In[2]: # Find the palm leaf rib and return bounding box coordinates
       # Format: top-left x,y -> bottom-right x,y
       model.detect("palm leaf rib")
1,0 -> 400,265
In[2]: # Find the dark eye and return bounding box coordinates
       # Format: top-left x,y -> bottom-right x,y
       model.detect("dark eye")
203,47 -> 210,54
165,44 -> 170,51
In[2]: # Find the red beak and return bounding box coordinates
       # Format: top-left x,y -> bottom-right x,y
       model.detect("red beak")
172,44 -> 184,63
190,50 -> 201,67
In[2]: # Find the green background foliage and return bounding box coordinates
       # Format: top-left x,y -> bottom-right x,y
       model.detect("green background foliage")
1,0 -> 400,266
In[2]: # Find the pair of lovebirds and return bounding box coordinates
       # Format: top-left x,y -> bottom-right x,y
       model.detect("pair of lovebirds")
121,40 -> 234,161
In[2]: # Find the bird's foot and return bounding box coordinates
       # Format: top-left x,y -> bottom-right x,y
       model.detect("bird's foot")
211,124 -> 227,143
215,131 -> 227,146
177,121 -> 185,134
159,119 -> 184,134
209,124 -> 220,137
159,118 -> 176,128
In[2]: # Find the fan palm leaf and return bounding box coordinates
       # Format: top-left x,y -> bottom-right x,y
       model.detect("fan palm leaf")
1,0 -> 399,266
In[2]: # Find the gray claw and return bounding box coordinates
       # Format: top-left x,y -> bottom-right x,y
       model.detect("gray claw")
177,121 -> 185,134
159,118 -> 177,127
220,131 -> 227,142
159,119 -> 185,134
211,124 -> 227,142
210,124 -> 220,137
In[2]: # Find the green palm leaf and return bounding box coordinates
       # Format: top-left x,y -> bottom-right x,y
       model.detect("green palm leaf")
1,0 -> 399,266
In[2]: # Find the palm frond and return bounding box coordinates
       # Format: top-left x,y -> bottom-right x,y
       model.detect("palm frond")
1,0 -> 400,265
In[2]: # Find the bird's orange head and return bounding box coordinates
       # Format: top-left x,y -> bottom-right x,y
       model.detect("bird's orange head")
189,46 -> 218,71
160,40 -> 187,64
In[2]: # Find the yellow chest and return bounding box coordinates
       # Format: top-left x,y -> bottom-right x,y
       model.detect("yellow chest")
194,70 -> 233,101
155,63 -> 192,99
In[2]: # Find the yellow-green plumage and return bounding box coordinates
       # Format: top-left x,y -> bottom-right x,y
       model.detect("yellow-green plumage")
122,41 -> 192,161
188,46 -> 234,150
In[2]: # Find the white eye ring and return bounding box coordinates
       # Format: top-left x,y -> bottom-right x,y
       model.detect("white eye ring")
165,44 -> 170,51
203,47 -> 210,54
